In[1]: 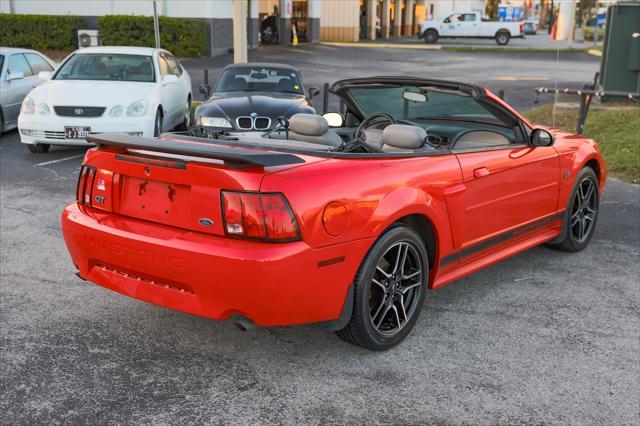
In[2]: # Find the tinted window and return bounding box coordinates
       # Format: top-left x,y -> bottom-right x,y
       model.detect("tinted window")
55,54 -> 155,82
8,54 -> 33,77
462,14 -> 476,22
216,66 -> 304,94
158,55 -> 170,76
164,54 -> 183,76
25,53 -> 53,73
348,85 -> 503,125
0,55 -> 4,74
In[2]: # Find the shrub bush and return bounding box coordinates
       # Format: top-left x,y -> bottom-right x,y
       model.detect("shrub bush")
0,14 -> 85,50
98,15 -> 208,57
582,27 -> 604,42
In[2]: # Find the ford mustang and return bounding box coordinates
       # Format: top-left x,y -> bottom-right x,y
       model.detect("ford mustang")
61,77 -> 606,350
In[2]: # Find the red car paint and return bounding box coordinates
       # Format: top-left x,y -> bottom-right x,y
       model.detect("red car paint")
61,88 -> 606,328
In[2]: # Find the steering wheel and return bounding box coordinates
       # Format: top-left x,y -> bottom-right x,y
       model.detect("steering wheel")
352,112 -> 397,145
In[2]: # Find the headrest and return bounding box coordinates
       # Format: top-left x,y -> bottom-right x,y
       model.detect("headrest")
289,113 -> 329,136
382,124 -> 427,149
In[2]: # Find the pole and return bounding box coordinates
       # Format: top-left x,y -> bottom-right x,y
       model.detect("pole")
153,0 -> 161,49
233,0 -> 248,63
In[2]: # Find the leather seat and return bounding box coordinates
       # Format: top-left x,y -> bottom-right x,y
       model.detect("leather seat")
381,124 -> 430,152
288,114 -> 343,147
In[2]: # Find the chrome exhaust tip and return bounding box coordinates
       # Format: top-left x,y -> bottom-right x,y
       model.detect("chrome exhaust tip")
233,316 -> 255,332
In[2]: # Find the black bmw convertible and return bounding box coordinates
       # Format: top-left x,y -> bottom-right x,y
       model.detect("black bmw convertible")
195,63 -> 319,133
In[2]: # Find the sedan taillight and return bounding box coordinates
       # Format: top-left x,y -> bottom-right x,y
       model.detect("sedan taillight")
221,191 -> 300,242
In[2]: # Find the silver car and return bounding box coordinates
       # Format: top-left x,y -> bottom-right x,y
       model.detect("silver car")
0,48 -> 56,134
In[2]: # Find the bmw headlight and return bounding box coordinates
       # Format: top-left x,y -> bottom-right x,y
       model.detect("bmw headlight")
36,103 -> 50,115
109,105 -> 124,117
21,97 -> 35,115
126,100 -> 148,117
198,116 -> 232,128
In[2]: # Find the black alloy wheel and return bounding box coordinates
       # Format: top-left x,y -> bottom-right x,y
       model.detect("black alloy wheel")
336,225 -> 428,350
547,167 -> 600,252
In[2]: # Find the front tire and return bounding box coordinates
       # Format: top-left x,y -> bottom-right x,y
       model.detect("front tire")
424,29 -> 438,44
336,225 -> 428,351
153,108 -> 163,137
547,167 -> 599,252
495,31 -> 510,45
26,143 -> 50,153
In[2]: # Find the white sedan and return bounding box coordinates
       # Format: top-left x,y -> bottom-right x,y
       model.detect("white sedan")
18,46 -> 192,153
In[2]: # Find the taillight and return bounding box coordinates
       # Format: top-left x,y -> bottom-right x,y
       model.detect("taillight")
519,23 -> 524,33
76,164 -> 113,211
221,191 -> 300,242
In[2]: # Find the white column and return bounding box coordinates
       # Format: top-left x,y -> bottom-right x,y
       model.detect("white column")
381,0 -> 391,39
367,0 -> 377,40
233,0 -> 248,63
556,0 -> 576,42
393,0 -> 402,37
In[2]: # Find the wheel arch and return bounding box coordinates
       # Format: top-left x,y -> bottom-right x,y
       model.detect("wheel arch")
394,214 -> 437,272
496,28 -> 511,36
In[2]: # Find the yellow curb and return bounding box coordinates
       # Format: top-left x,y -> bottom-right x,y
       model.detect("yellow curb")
320,42 -> 442,50
588,48 -> 602,57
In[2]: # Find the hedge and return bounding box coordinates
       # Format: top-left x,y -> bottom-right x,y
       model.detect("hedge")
98,15 -> 208,57
582,27 -> 604,42
0,14 -> 85,50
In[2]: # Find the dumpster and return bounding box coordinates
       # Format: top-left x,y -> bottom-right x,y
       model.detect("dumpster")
599,2 -> 640,94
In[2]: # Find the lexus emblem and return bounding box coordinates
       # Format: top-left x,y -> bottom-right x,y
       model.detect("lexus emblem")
75,108 -> 84,115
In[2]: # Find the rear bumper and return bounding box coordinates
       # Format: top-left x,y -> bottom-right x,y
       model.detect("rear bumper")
61,203 -> 373,326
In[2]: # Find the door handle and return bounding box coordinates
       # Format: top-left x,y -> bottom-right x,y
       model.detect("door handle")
473,167 -> 490,178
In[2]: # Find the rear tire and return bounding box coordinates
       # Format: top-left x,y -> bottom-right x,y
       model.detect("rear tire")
176,98 -> 191,131
495,31 -> 510,45
424,29 -> 438,44
153,109 -> 163,137
546,167 -> 599,252
335,225 -> 428,351
26,143 -> 50,153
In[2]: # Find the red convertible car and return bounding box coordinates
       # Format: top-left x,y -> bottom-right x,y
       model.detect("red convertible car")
61,77 -> 606,350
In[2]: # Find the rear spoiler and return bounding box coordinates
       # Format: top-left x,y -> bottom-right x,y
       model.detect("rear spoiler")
87,133 -> 306,167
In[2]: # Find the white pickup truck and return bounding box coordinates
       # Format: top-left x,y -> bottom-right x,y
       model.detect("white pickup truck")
419,12 -> 524,45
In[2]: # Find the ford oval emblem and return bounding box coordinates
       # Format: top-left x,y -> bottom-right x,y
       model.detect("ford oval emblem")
199,218 -> 214,227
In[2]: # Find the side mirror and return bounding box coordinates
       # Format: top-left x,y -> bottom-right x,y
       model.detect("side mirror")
308,86 -> 320,99
199,84 -> 211,99
163,74 -> 178,84
531,128 -> 554,146
38,71 -> 52,81
322,112 -> 344,127
7,71 -> 24,81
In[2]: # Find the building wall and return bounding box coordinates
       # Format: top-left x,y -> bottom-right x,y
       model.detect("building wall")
320,0 -> 360,41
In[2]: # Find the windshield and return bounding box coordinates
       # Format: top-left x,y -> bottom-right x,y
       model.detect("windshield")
55,54 -> 155,82
216,66 -> 304,95
347,85 -> 504,125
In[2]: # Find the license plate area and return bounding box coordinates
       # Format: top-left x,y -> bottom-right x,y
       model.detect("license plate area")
65,126 -> 91,139
119,177 -> 191,227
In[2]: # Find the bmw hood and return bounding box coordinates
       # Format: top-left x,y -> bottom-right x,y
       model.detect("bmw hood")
195,92 -> 315,128
28,80 -> 156,109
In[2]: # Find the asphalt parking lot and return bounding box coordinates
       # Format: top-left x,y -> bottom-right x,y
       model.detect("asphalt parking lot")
1,46 -> 638,424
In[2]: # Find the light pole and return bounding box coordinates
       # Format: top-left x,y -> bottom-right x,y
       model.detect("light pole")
153,0 -> 161,49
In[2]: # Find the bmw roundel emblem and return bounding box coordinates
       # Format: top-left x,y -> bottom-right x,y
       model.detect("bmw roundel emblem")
75,108 -> 84,115
250,112 -> 257,118
199,218 -> 214,227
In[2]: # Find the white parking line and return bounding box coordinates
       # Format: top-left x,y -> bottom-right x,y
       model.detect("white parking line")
35,154 -> 84,167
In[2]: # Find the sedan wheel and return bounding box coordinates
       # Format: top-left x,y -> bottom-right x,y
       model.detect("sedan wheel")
336,225 -> 428,350
176,99 -> 191,131
27,143 -> 50,153
153,109 -> 163,137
